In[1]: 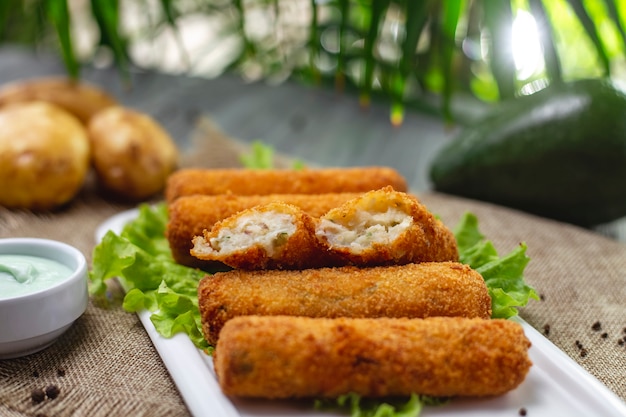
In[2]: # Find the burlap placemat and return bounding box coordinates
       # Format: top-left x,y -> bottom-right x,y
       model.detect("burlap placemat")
1,118 -> 625,417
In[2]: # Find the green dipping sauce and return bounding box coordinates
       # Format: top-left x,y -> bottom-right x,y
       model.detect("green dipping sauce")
0,254 -> 73,299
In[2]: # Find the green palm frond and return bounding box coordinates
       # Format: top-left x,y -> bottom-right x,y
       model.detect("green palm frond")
483,0 -> 515,100
567,0 -> 611,75
528,0 -> 562,83
440,0 -> 464,121
46,0 -> 79,78
90,0 -> 130,80
389,0 -> 429,125
2,0 -> 626,123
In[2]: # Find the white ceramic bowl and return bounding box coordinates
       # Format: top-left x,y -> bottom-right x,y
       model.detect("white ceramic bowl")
0,238 -> 88,359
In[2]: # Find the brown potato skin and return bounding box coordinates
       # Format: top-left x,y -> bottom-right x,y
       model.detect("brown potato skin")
198,262 -> 492,345
317,186 -> 459,265
164,167 -> 408,202
0,77 -> 117,124
88,107 -> 179,200
214,315 -> 532,398
0,102 -> 90,210
191,202 -> 335,270
166,193 -> 361,268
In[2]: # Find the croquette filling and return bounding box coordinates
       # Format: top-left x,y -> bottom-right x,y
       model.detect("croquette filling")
209,212 -> 296,256
317,207 -> 412,252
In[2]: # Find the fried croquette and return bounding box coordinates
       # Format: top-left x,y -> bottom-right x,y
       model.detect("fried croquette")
164,167 -> 408,202
198,262 -> 492,345
166,193 -> 361,268
316,186 -> 458,265
190,202 -> 333,270
190,188 -> 458,269
214,315 -> 532,398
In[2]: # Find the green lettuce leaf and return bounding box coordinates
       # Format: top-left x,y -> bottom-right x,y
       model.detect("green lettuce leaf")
454,212 -> 539,318
89,204 -> 538,416
89,203 -> 210,351
315,392 -> 449,417
239,140 -> 275,169
239,139 -> 305,169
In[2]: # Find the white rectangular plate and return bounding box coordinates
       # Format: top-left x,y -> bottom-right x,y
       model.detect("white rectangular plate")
96,209 -> 626,417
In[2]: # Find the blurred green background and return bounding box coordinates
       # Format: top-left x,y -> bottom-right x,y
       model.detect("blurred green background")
2,0 -> 626,124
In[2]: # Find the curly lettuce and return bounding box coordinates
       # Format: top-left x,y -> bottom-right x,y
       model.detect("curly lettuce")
454,211 -> 539,318
89,204 -> 538,416
89,203 -> 210,351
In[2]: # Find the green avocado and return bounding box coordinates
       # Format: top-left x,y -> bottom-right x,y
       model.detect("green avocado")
429,78 -> 626,227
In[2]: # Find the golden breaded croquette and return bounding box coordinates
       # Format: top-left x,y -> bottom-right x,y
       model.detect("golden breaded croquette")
166,193 -> 361,268
214,315 -> 532,398
198,262 -> 492,345
189,188 -> 457,270
164,167 -> 408,202
316,186 -> 458,265
190,202 -> 334,270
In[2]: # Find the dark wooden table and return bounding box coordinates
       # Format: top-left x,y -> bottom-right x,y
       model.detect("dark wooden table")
0,45 -> 456,192
1,45 -> 625,241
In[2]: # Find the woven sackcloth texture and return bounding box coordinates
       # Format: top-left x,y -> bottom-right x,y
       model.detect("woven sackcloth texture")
1,117 -> 625,417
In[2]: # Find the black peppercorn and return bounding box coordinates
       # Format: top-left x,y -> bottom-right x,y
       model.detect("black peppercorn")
31,388 -> 45,404
44,385 -> 60,400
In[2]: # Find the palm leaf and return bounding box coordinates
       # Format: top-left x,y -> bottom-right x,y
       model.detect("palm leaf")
528,0 -> 562,83
482,0 -> 515,99
4,0 -> 622,124
360,0 -> 390,107
336,0 -> 350,92
46,0 -> 79,79
230,0 -> 256,69
440,0 -> 464,121
602,0 -> 626,54
307,0 -> 321,84
566,0 -> 611,75
90,0 -> 130,80
159,0 -> 190,70
399,1 -> 429,78
0,0 -> 15,41
390,0 -> 430,125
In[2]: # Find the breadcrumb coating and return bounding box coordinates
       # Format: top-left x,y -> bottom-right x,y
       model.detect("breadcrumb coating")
189,188 -> 458,270
316,186 -> 458,265
165,167 -> 408,202
197,262 -> 492,345
191,202 -> 333,270
214,315 -> 532,398
166,193 -> 360,268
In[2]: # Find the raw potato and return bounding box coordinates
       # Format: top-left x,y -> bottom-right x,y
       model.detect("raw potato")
88,107 -> 179,200
0,77 -> 117,124
0,102 -> 90,210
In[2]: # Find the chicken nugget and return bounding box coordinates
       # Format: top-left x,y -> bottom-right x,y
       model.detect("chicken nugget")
165,167 -> 407,202
190,202 -> 332,270
214,315 -> 532,398
166,193 -> 361,268
198,262 -> 492,345
316,186 -> 458,265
